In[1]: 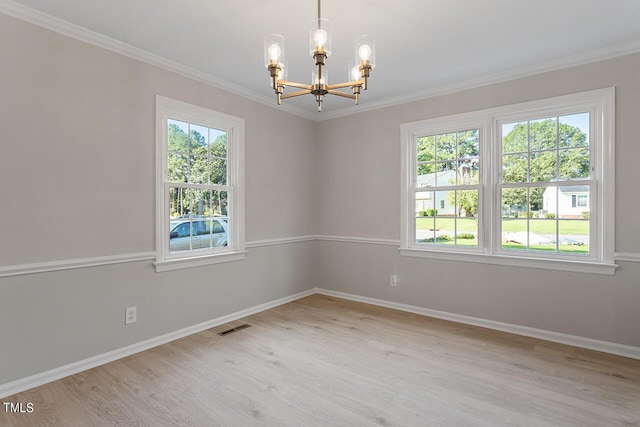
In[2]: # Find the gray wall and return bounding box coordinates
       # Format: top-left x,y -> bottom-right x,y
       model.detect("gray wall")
2,10 -> 640,389
0,14 -> 317,385
316,53 -> 640,347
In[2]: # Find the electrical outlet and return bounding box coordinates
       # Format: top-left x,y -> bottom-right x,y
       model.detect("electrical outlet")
125,306 -> 137,325
390,275 -> 398,287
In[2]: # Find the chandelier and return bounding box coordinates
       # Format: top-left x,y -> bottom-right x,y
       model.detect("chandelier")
264,0 -> 375,112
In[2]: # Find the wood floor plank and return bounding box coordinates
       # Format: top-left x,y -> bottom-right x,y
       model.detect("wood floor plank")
1,294 -> 639,426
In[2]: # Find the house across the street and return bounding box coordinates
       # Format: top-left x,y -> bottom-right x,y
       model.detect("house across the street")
543,185 -> 590,218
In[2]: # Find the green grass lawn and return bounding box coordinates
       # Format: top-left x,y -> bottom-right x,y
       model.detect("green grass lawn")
416,217 -> 477,232
416,216 -> 589,254
416,217 -> 589,235
416,238 -> 588,254
502,242 -> 589,254
501,218 -> 589,235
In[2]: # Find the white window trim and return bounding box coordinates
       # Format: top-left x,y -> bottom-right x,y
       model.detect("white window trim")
155,95 -> 245,272
400,88 -> 616,275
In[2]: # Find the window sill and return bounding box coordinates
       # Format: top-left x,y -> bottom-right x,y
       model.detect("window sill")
155,250 -> 246,272
398,248 -> 618,275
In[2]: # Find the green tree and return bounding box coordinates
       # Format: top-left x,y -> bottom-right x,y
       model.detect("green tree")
452,190 -> 478,217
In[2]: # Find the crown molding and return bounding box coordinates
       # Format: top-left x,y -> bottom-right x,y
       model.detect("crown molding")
0,0 -> 316,121
320,38 -> 640,121
2,1 -> 640,122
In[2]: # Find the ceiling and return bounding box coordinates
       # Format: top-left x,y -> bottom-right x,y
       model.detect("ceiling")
4,0 -> 640,119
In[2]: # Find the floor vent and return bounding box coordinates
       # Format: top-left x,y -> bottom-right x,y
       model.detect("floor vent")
218,323 -> 251,336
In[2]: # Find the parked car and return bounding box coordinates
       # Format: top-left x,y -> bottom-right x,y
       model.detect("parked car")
169,217 -> 228,252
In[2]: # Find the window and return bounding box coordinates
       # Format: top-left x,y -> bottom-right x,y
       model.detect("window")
414,128 -> 481,247
571,194 -> 588,208
400,88 -> 616,274
156,96 -> 245,271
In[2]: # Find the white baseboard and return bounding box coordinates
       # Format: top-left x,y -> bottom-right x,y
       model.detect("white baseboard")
3,286 -> 639,399
316,288 -> 640,361
0,288 -> 316,399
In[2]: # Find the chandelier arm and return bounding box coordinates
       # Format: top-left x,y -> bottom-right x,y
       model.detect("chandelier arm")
280,89 -> 313,100
326,90 -> 357,100
326,80 -> 365,90
278,80 -> 313,90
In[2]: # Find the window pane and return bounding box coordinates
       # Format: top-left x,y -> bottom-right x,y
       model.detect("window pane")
417,136 -> 435,162
456,217 -> 478,247
168,120 -> 190,182
530,151 -> 556,182
541,185 -> 558,220
529,118 -> 557,151
455,189 -> 478,219
210,158 -> 227,185
502,122 -> 527,154
435,192 -> 449,218
189,188 -> 208,217
432,193 -> 455,245
415,191 -> 434,216
415,190 -> 478,247
559,218 -> 589,255
559,148 -> 590,180
455,190 -> 478,247
415,191 -> 435,243
458,129 -> 480,186
435,163 -> 456,186
169,187 -> 186,219
168,152 -> 188,182
417,162 -> 435,182
559,113 -> 589,148
502,188 -> 527,217
502,219 -> 528,251
457,158 -> 479,185
189,154 -> 208,184
556,185 -> 589,218
189,125 -> 209,185
503,153 -> 527,183
458,130 -> 479,158
210,129 -> 228,184
167,120 -> 190,152
201,217 -> 228,249
558,185 -> 589,255
436,133 -> 457,160
529,219 -> 556,252
216,190 -> 229,217
502,187 -> 527,250
167,188 -> 231,252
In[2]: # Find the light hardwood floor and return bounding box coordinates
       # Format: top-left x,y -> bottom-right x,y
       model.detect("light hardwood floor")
2,294 -> 639,426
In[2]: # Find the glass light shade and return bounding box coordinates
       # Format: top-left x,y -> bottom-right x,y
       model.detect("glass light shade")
310,18 -> 332,56
348,59 -> 360,81
312,70 -> 328,86
264,34 -> 285,68
355,35 -> 375,69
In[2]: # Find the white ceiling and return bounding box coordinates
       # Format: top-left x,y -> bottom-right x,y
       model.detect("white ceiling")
4,0 -> 640,119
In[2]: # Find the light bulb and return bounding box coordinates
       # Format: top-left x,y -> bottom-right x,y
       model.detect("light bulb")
268,44 -> 281,61
314,29 -> 328,47
358,44 -> 372,61
351,66 -> 360,81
